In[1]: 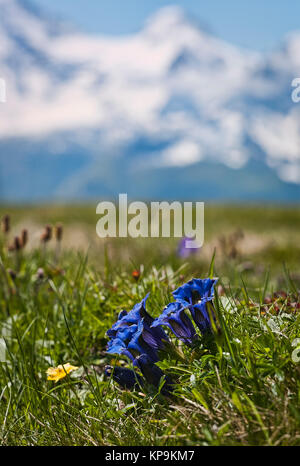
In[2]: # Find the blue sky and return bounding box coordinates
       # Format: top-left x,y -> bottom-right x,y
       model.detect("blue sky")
33,0 -> 300,51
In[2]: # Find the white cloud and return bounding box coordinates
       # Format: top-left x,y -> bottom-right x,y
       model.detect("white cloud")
0,2 -> 299,184
161,140 -> 203,166
250,110 -> 300,182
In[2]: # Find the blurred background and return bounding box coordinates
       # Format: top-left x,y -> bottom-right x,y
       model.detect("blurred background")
0,0 -> 299,203
0,0 -> 299,281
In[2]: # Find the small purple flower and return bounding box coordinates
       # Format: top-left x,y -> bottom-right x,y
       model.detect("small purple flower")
177,237 -> 199,259
105,365 -> 143,389
152,302 -> 197,345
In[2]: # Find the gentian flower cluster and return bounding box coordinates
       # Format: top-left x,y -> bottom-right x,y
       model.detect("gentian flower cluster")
106,294 -> 169,364
105,278 -> 218,393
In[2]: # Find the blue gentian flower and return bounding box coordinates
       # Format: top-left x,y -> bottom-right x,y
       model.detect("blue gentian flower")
106,295 -> 170,363
152,302 -> 197,345
106,335 -> 136,362
107,294 -> 163,339
107,321 -> 163,363
136,354 -> 173,394
172,278 -> 218,334
106,309 -> 128,339
127,319 -> 161,362
189,301 -> 215,335
105,280 -> 219,395
105,365 -> 143,390
172,278 -> 217,305
107,294 -> 152,340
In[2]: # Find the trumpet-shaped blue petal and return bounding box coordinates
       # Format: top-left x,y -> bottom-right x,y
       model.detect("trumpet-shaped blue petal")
127,319 -> 160,362
106,309 -> 128,338
106,293 -> 170,363
152,302 -> 197,345
171,278 -> 218,334
107,319 -> 167,363
106,294 -> 152,339
106,337 -> 135,362
189,301 -> 214,335
172,278 -> 217,305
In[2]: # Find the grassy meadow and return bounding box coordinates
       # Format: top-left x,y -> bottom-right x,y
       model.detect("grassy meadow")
0,204 -> 300,446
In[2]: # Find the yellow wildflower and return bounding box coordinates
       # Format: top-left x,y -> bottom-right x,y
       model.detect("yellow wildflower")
46,362 -> 79,382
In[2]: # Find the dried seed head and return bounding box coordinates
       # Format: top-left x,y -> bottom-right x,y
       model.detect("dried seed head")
7,269 -> 17,280
55,223 -> 63,241
21,229 -> 28,248
41,225 -> 52,243
14,236 -> 21,251
1,214 -> 10,233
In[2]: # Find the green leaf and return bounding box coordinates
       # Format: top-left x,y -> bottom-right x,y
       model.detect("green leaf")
191,389 -> 209,410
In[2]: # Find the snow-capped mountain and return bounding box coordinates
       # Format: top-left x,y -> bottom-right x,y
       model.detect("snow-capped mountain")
0,0 -> 299,201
